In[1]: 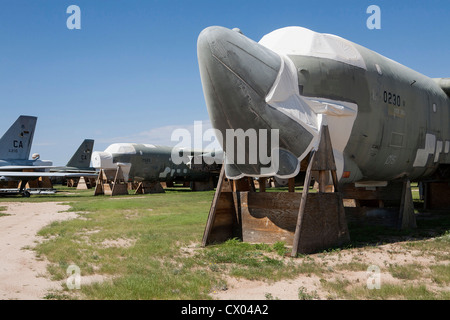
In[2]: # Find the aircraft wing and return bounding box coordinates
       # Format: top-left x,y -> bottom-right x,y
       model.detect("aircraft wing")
0,165 -> 97,173
0,171 -> 98,179
0,165 -> 55,170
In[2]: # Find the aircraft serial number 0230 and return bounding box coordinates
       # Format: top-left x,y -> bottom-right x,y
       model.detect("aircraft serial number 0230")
383,90 -> 402,106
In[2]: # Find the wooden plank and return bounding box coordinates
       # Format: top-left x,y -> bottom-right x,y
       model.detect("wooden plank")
241,192 -> 299,244
331,170 -> 339,192
94,170 -> 105,196
341,182 -> 403,203
207,192 -> 237,243
202,191 -> 237,245
26,179 -> 39,188
103,183 -> 112,196
202,166 -> 232,246
111,184 -> 128,196
398,179 -> 417,229
292,125 -> 349,255
318,170 -> 328,192
424,182 -> 450,209
134,181 -> 165,194
76,177 -> 88,190
110,166 -> 128,196
311,125 -> 336,172
135,182 -> 143,194
191,178 -> 215,191
288,178 -> 295,192
297,193 -> 349,253
244,192 -> 301,210
232,178 -> 252,192
240,192 -> 350,253
259,177 -> 266,192
291,150 -> 315,256
202,125 -> 352,253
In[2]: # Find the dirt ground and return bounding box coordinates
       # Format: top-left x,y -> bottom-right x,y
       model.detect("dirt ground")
0,201 -> 447,300
0,202 -> 77,300
211,241 -> 435,300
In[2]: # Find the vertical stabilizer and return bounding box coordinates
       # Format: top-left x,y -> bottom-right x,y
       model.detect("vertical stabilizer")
0,115 -> 37,160
66,139 -> 94,168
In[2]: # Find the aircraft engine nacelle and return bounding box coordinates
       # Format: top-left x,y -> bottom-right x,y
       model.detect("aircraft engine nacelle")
274,177 -> 289,187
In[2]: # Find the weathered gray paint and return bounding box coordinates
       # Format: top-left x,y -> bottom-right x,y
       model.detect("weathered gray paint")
198,26 -> 315,179
0,116 -> 97,187
197,26 -> 450,183
0,115 -> 37,166
66,139 -> 94,170
94,143 -> 220,183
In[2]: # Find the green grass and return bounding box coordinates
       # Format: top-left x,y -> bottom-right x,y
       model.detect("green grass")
1,184 -> 450,300
31,187 -> 219,299
389,263 -> 423,280
20,186 -> 314,298
198,239 -> 302,281
329,282 -> 443,300
0,205 -> 9,217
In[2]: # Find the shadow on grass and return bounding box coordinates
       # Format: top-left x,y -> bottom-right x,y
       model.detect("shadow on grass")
345,200 -> 450,249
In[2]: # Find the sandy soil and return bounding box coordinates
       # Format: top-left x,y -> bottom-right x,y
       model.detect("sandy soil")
211,241 -> 445,300
0,202 -> 77,300
0,201 -> 447,300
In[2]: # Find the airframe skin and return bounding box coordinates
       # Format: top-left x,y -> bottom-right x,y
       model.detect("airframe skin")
50,139 -> 96,174
92,143 -> 221,184
0,115 -> 52,168
197,26 -> 450,185
0,115 -> 97,195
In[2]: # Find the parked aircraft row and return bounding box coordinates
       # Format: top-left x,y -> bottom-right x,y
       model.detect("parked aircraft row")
92,143 -> 222,187
7,25 -> 449,199
0,115 -> 97,196
0,115 -> 223,196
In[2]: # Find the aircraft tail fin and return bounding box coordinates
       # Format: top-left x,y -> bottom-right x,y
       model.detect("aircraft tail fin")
66,139 -> 95,168
66,139 -> 94,168
0,115 -> 37,160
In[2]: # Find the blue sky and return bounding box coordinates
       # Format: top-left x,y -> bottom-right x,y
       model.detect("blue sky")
0,0 -> 449,165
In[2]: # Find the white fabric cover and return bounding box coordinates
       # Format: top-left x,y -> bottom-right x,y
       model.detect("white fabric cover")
259,27 -> 359,180
259,26 -> 366,70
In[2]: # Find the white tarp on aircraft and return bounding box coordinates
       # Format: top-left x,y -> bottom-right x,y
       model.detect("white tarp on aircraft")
259,26 -> 367,70
260,27 -> 359,179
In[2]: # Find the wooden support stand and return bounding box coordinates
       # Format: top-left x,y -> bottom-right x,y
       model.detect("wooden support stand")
202,167 -> 238,246
291,125 -> 350,256
0,181 -> 19,189
75,176 -> 96,190
94,167 -> 128,196
398,179 -> 417,229
341,179 -> 417,229
134,181 -> 165,194
422,181 -> 450,209
341,182 -> 403,208
202,125 -> 350,255
191,177 -> 215,191
26,176 -> 53,189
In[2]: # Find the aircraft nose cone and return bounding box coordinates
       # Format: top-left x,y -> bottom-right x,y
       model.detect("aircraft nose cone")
198,26 -> 281,98
198,26 -> 314,178
197,26 -> 282,132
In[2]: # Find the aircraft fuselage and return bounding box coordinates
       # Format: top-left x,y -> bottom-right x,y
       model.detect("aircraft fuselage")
197,26 -> 450,183
92,143 -> 217,183
296,44 -> 450,182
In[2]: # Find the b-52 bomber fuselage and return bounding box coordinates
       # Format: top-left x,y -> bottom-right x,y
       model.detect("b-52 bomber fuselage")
92,143 -> 221,184
197,26 -> 450,185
